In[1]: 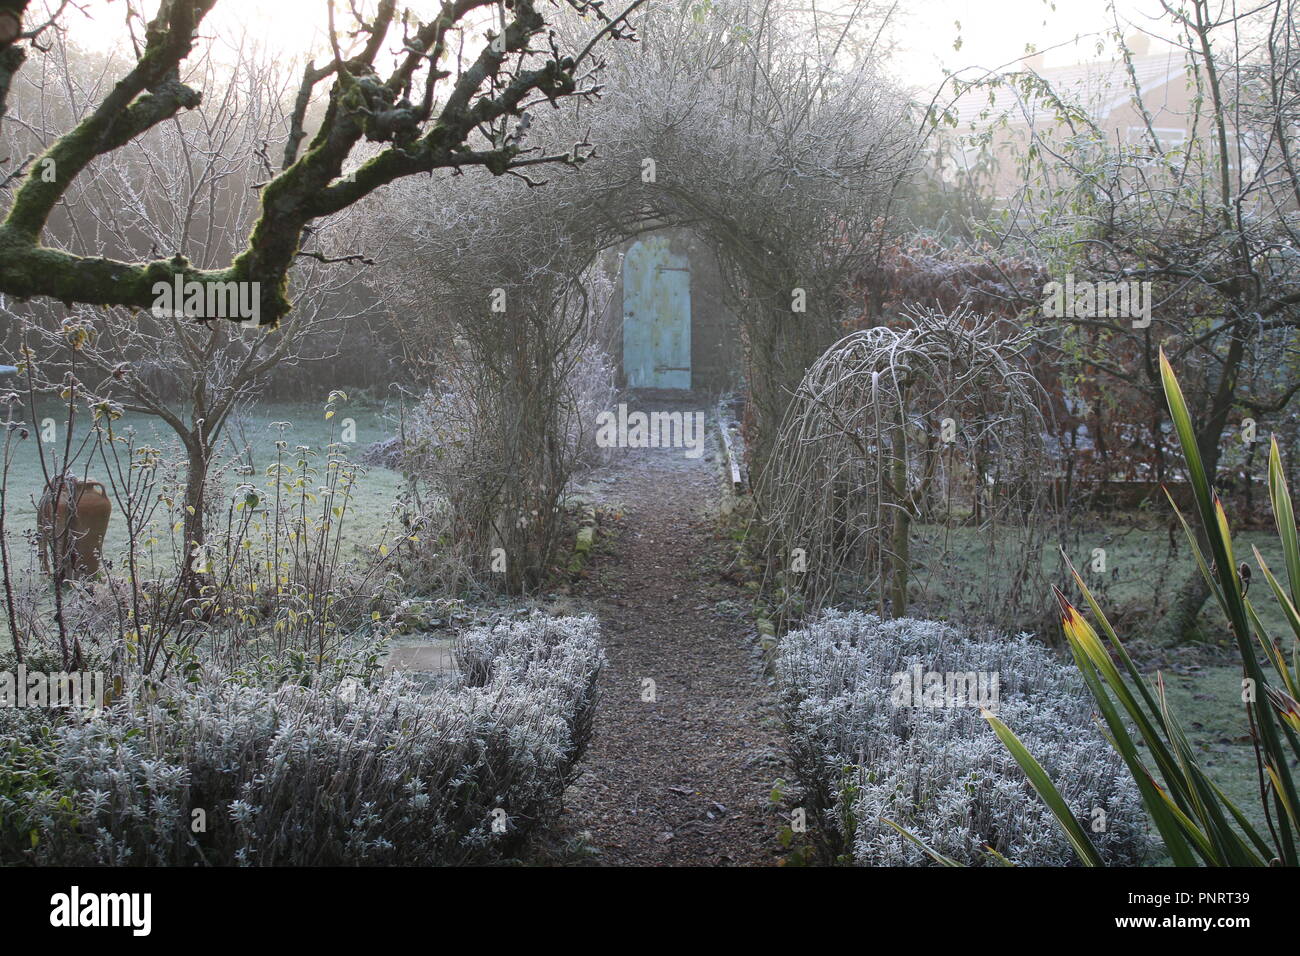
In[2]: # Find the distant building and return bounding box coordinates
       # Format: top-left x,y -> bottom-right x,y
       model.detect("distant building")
943,35 -> 1214,199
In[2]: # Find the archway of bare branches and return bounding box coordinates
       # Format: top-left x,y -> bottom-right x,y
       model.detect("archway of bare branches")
363,0 -> 921,592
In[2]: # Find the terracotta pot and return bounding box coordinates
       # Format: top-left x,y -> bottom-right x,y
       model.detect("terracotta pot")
38,475 -> 112,579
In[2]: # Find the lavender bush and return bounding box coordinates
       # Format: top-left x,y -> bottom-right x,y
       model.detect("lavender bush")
776,611 -> 1148,866
0,614 -> 603,866
456,614 -> 604,786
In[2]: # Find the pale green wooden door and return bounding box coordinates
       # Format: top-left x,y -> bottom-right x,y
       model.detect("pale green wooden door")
622,236 -> 691,389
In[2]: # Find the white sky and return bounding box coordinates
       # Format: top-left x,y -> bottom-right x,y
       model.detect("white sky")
888,0 -> 1178,89
56,0 -> 1177,93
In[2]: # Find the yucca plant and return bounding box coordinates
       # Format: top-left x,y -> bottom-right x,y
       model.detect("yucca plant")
989,349 -> 1300,866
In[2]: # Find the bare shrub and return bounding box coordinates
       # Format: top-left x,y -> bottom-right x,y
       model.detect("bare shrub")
757,306 -> 1056,631
370,175 -> 618,593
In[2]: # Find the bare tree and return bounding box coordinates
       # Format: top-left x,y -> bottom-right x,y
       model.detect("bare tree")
0,0 -> 643,324
5,30 -> 373,600
957,0 -> 1300,641
757,307 -> 1053,629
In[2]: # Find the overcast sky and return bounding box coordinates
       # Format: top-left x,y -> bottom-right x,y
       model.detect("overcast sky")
58,0 -> 1178,93
888,0 -> 1179,88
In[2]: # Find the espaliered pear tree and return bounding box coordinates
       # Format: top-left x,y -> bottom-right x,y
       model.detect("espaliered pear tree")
0,0 -> 641,325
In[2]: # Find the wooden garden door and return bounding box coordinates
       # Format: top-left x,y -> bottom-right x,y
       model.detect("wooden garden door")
623,236 -> 691,389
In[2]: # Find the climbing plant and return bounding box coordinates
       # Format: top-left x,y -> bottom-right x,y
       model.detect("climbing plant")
358,0 -> 920,590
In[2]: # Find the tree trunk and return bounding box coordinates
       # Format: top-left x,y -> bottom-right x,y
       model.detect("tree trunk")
890,403 -> 909,617
1152,565 -> 1212,644
0,2 -> 28,123
181,442 -> 210,606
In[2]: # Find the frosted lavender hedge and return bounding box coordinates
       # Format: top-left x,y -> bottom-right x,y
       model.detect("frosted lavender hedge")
0,614 -> 603,866
776,611 -> 1147,866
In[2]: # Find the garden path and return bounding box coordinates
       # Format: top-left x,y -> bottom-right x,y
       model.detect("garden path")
560,393 -> 789,865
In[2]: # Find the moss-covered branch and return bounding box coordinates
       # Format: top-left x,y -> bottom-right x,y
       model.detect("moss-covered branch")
0,0 -> 628,328
0,1 -> 31,126
4,0 -> 214,239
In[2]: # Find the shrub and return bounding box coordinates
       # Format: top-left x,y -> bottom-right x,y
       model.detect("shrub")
0,614 -> 604,866
775,611 -> 1147,865
389,267 -> 616,595
456,613 -> 604,786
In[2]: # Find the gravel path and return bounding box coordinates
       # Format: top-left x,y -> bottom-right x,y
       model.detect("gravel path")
560,394 -> 789,866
